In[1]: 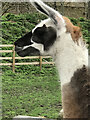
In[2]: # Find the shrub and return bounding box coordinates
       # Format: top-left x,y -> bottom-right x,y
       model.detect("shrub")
1,13 -> 90,49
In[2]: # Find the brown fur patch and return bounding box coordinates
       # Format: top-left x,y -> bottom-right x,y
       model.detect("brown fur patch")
62,65 -> 90,118
63,16 -> 82,45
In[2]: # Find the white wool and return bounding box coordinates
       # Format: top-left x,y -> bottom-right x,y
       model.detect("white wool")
51,32 -> 88,86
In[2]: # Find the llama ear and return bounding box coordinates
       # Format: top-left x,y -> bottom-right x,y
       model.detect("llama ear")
30,0 -> 65,27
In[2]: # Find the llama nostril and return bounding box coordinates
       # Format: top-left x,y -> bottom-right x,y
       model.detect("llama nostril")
15,46 -> 23,52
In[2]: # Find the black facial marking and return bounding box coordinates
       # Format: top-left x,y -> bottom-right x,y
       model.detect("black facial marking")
14,31 -> 33,47
32,25 -> 57,51
14,25 -> 57,57
16,46 -> 40,57
34,2 -> 48,16
14,31 -> 40,57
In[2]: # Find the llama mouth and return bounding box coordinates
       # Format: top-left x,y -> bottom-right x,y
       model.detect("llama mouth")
15,46 -> 40,57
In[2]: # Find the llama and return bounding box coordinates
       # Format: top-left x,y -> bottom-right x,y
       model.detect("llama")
14,0 -> 89,118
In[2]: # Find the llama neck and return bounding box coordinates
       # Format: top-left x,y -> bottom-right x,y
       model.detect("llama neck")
53,33 -> 88,86
52,33 -> 89,118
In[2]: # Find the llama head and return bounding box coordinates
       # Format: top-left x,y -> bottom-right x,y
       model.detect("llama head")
14,24 -> 57,57
14,0 -> 66,57
14,0 -> 83,57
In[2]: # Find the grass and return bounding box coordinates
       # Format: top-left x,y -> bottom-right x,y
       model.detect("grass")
2,65 -> 61,119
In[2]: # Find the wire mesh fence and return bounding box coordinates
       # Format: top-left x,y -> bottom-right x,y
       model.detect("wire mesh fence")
2,2 -> 89,19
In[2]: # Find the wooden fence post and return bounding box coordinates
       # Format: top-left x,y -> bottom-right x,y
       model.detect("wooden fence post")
39,56 -> 42,70
12,45 -> 15,73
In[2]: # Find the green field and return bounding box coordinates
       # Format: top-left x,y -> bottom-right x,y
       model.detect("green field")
1,13 -> 90,119
2,65 -> 61,119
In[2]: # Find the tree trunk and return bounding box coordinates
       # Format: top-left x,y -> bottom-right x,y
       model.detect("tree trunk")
87,1 -> 90,19
61,2 -> 64,16
54,2 -> 57,10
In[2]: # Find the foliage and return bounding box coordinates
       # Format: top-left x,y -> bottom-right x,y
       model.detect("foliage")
70,17 -> 90,44
1,13 -> 90,57
1,13 -> 90,45
1,13 -> 47,44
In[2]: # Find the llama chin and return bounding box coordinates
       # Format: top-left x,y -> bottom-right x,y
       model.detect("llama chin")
14,0 -> 89,118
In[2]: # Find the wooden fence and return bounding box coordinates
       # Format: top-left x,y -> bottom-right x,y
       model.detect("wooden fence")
0,45 -> 54,72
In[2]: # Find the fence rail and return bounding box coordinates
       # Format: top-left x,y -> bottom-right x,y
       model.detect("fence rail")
0,44 -> 54,72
